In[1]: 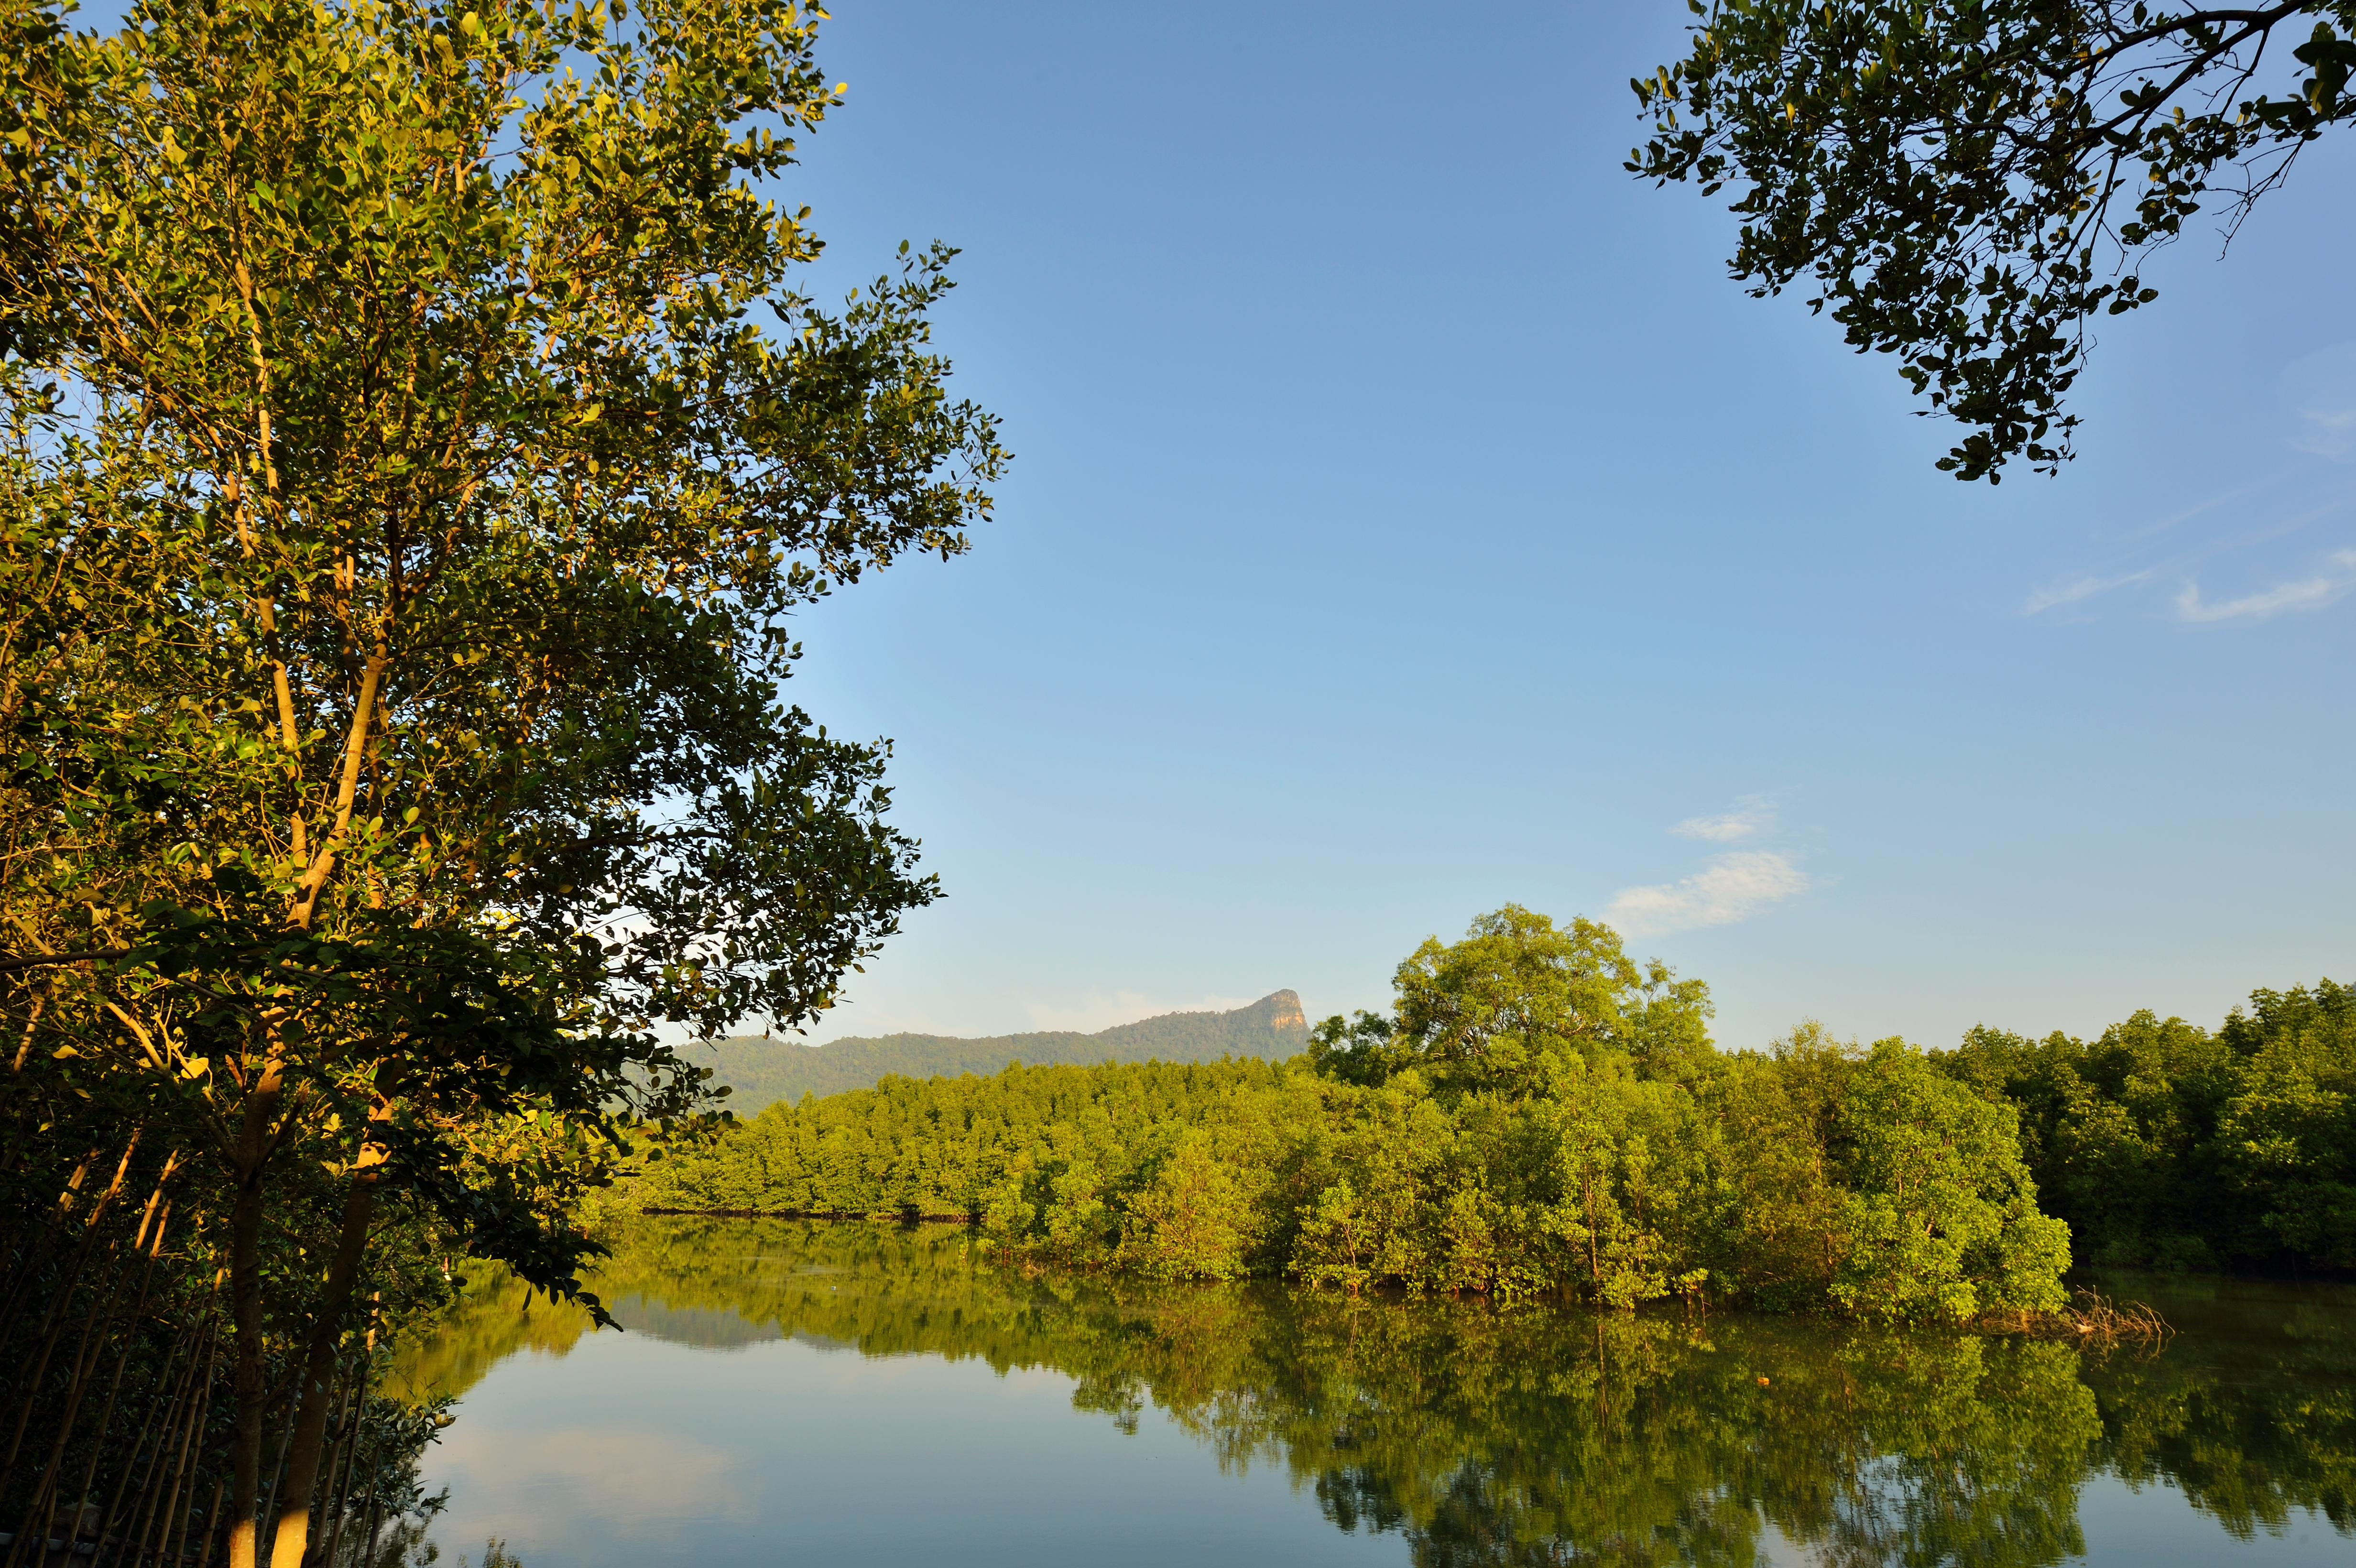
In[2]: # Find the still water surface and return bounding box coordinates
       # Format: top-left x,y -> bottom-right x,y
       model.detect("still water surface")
396,1218 -> 2356,1567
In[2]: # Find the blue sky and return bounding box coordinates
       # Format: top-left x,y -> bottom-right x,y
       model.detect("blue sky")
764,1 -> 2356,1052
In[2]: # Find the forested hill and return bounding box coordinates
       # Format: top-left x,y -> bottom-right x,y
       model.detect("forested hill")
692,990 -> 1310,1112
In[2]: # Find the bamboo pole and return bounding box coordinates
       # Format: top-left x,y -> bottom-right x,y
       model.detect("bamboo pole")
346,1450 -> 382,1568
142,1326 -> 217,1568
65,1200 -> 176,1557
4,1240 -> 127,1568
308,1371 -> 360,1568
0,1151 -> 88,1353
12,1153 -> 175,1568
0,1136 -> 137,1490
192,1479 -> 225,1568
316,1319 -> 376,1568
157,1336 -> 219,1568
251,1402 -> 294,1568
116,1326 -> 206,1567
91,1314 -> 187,1568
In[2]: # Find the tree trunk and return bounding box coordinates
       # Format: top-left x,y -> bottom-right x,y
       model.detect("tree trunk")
264,1160 -> 379,1568
225,1054 -> 285,1568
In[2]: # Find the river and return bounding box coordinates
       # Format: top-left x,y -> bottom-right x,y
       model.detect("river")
390,1216 -> 2355,1567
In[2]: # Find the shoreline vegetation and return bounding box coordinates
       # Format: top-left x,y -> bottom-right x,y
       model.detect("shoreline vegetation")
614,908 -> 2352,1330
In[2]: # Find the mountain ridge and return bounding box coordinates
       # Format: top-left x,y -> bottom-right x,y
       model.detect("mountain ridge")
693,989 -> 1309,1113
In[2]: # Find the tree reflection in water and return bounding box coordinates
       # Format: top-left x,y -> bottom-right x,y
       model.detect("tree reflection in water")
390,1219 -> 2355,1568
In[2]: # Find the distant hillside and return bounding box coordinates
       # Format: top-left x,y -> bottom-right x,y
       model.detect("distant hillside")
691,990 -> 1309,1113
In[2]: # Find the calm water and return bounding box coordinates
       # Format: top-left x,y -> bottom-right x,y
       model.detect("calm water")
396,1218 -> 2356,1567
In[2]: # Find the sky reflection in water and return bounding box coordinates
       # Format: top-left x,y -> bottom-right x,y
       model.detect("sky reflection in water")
398,1218 -> 2356,1567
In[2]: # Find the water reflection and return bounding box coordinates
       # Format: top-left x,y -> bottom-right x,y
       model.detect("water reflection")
396,1219 -> 2355,1567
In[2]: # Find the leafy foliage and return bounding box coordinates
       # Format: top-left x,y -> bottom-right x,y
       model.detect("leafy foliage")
1633,1 -> 2356,479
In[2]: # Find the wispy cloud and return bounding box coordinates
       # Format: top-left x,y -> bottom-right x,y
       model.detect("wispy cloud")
1607,850 -> 1810,938
2175,550 -> 2356,624
1671,797 -> 1775,842
2021,567 -> 2154,616
2283,341 -> 2356,460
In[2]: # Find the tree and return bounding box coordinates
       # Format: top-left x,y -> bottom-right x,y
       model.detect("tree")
1632,2 -> 2356,480
0,1 -> 1003,1563
1319,905 -> 1714,1097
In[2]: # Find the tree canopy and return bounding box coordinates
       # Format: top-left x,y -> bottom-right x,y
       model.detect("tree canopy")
1633,2 -> 2356,479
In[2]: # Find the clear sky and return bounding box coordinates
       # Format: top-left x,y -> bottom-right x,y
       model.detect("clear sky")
760,1 -> 2356,1052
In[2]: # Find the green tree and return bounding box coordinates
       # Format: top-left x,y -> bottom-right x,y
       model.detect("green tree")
1828,1040 -> 2071,1322
1339,905 -> 1714,1098
1633,2 -> 2356,479
0,0 -> 1002,1562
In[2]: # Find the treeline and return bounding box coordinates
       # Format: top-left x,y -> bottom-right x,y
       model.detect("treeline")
627,909 -> 2073,1323
633,910 -> 2356,1313
1942,981 -> 2356,1273
414,1218 -> 2356,1561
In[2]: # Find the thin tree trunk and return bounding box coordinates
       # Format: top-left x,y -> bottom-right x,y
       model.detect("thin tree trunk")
92,1305 -> 196,1568
292,1369 -> 353,1568
311,1370 -> 363,1568
143,1329 -> 215,1568
252,1416 -> 293,1568
345,1450 -> 382,1568
158,1339 -> 218,1568
320,1311 -> 378,1568
1,1134 -> 139,1492
67,1200 -> 175,1555
0,1151 -> 90,1349
5,1238 -> 130,1568
265,1160 -> 379,1568
18,1163 -> 176,1553
109,1318 -> 207,1568
193,1479 -> 225,1568
225,1053 -> 285,1568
